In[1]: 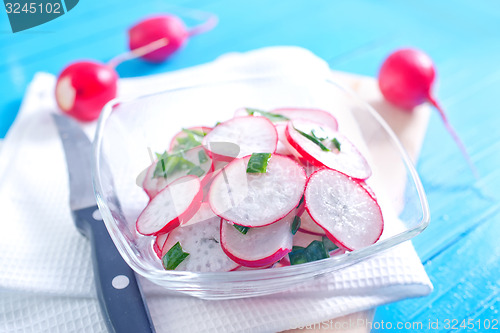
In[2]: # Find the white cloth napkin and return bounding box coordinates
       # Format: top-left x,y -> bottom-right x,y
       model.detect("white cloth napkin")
0,47 -> 432,333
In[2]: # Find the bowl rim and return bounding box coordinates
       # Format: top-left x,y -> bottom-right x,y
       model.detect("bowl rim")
92,76 -> 430,286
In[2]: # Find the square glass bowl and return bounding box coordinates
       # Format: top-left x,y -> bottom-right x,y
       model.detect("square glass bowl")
92,76 -> 429,300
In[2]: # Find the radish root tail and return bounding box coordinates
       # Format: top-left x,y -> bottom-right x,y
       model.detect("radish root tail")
428,94 -> 479,178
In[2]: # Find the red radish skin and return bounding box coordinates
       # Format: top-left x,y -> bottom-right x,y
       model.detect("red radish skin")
169,126 -> 212,151
285,119 -> 371,180
202,116 -> 278,162
208,154 -> 306,227
128,15 -> 189,63
153,233 -> 169,259
220,213 -> 294,268
272,107 -> 339,131
305,169 -> 384,251
379,48 -> 476,174
136,175 -> 203,236
55,61 -> 118,121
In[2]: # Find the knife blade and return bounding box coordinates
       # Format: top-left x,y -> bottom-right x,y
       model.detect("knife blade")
52,113 -> 155,333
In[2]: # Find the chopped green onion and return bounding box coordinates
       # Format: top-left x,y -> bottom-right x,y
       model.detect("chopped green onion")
182,128 -> 206,137
310,129 -> 328,141
153,151 -> 197,179
187,166 -> 205,177
294,127 -> 330,152
245,108 -> 290,122
296,195 -> 304,208
246,153 -> 272,173
214,121 -> 222,127
289,240 -> 329,265
331,138 -> 341,151
162,242 -> 189,270
291,216 -> 301,235
198,150 -> 208,164
173,134 -> 202,152
234,224 -> 249,234
322,236 -> 339,253
292,245 -> 304,251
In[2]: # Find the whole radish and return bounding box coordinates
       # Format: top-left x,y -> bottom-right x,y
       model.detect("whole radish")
55,61 -> 118,122
378,48 -> 476,175
128,14 -> 217,63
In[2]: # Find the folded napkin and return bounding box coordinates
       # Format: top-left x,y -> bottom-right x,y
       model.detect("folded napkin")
0,47 -> 432,333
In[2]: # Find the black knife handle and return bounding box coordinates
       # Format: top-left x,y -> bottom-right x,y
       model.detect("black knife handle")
74,206 -> 155,333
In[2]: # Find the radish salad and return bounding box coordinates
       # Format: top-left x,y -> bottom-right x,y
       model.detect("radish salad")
136,107 -> 384,272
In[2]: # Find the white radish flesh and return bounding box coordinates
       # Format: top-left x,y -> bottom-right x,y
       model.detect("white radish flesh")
286,119 -> 371,180
305,169 -> 383,251
298,210 -> 326,236
220,212 -> 294,267
202,116 -> 277,161
272,107 -> 338,131
181,202 -> 217,226
162,216 -> 238,272
136,175 -> 202,235
209,154 -> 306,227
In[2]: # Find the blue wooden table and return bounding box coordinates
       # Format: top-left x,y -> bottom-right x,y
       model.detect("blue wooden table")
1,1 -> 499,331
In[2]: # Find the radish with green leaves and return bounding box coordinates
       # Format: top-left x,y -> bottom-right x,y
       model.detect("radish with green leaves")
285,119 -> 371,180
142,145 -> 213,199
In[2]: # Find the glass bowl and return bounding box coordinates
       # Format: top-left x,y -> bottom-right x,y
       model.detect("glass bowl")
92,75 -> 429,300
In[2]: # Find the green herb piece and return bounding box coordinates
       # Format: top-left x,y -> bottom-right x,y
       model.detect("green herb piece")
291,216 -> 301,235
198,150 -> 208,164
182,128 -> 206,137
331,138 -> 341,151
173,134 -> 202,152
310,129 -> 328,141
162,242 -> 189,270
214,121 -> 222,127
292,245 -> 305,251
322,236 -> 339,253
234,224 -> 249,234
188,166 -> 205,177
246,153 -> 272,173
294,127 -> 330,152
289,240 -> 329,265
245,108 -> 290,123
153,151 -> 197,179
296,195 -> 304,208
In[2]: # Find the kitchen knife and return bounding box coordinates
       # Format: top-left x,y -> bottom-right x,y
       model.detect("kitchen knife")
52,113 -> 155,333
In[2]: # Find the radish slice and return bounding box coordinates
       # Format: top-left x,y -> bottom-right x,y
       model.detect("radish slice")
298,210 -> 326,236
272,108 -> 338,131
202,116 -> 278,162
208,154 -> 306,227
136,175 -> 203,236
305,169 -> 383,251
142,146 -> 213,199
181,202 -> 217,226
153,233 -> 169,259
285,119 -> 371,180
168,126 -> 212,152
220,212 -> 294,267
161,215 -> 238,272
